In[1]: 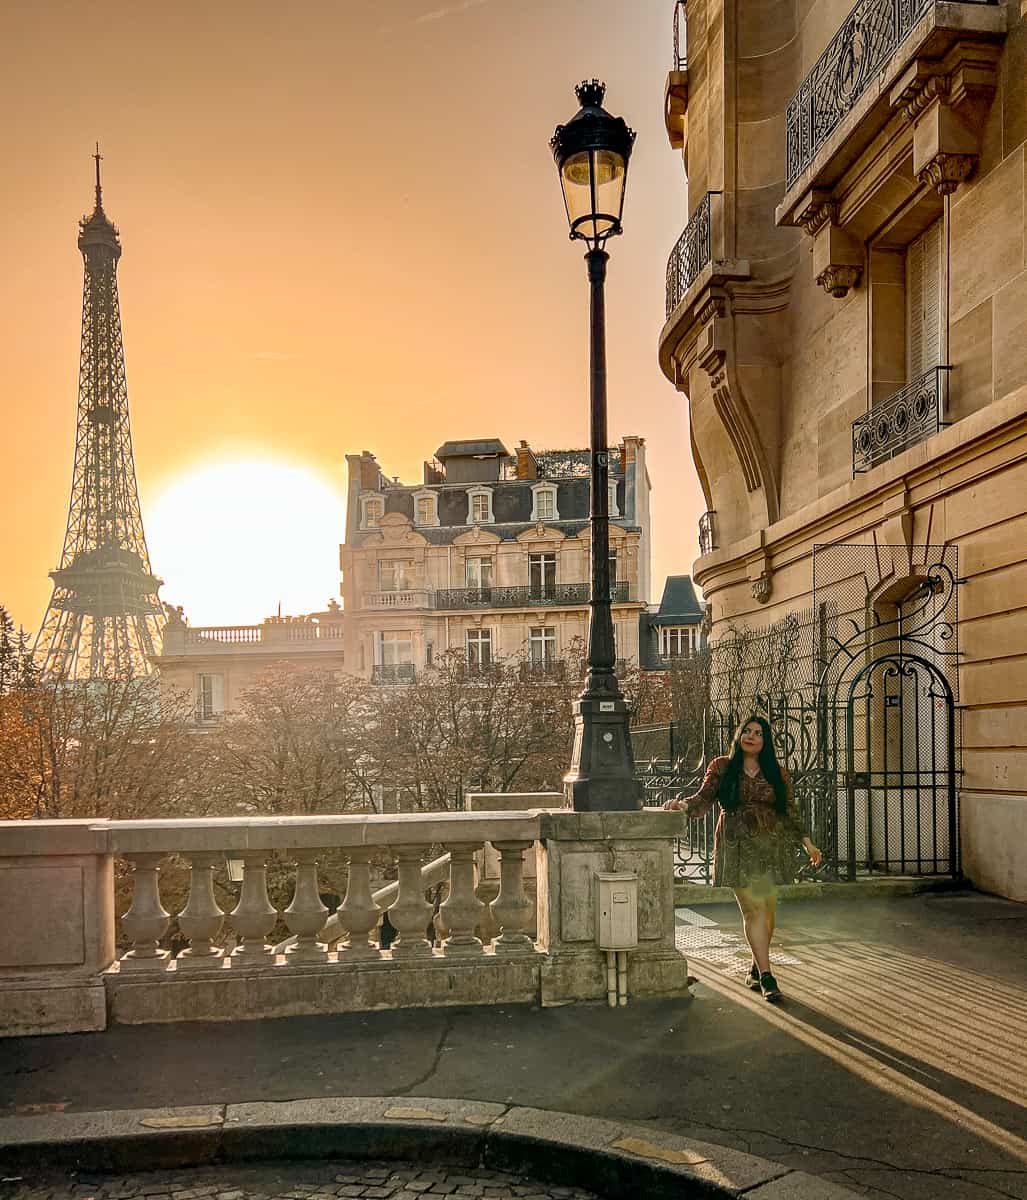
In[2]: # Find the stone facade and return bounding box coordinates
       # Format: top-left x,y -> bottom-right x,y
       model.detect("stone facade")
152,608 -> 346,723
659,0 -> 1027,900
341,438 -> 652,682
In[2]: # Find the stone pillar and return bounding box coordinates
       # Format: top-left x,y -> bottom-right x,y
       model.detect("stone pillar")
0,820 -> 115,1036
535,810 -> 689,1006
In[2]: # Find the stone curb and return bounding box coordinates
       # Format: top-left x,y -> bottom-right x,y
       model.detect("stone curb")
674,877 -> 966,906
0,1096 -> 861,1199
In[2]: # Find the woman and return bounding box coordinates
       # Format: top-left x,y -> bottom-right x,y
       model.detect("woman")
664,715 -> 821,1001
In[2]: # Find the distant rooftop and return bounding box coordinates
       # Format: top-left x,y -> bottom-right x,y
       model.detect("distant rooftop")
435,439 -> 510,460
650,575 -> 704,625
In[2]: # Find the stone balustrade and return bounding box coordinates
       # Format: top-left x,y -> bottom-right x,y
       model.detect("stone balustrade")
0,805 -> 690,1036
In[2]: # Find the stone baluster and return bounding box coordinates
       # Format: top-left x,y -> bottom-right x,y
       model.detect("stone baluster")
284,850 -> 329,963
337,847 -> 381,960
176,853 -> 225,968
120,853 -> 171,969
387,846 -> 434,959
230,854 -> 278,962
489,841 -> 535,953
440,844 -> 486,957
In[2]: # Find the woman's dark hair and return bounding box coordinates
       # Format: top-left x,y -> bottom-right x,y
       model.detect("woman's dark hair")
718,714 -> 787,813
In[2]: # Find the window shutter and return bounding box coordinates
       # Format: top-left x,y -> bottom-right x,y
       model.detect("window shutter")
907,218 -> 943,380
922,219 -> 943,374
906,233 -> 924,379
212,674 -> 225,714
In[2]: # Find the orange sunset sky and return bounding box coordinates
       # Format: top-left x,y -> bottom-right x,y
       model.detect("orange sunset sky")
0,0 -> 702,634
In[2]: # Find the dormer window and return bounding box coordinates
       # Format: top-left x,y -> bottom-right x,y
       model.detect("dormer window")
467,486 -> 494,524
413,489 -> 439,527
608,480 -> 620,518
531,483 -> 559,522
361,495 -> 385,529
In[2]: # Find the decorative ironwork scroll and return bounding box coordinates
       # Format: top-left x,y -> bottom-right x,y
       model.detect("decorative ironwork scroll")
665,191 -> 712,317
434,581 -> 629,611
785,0 -> 935,189
698,510 -> 716,556
852,366 -> 948,473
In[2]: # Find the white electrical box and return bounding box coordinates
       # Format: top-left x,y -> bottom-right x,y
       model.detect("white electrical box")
595,871 -> 639,950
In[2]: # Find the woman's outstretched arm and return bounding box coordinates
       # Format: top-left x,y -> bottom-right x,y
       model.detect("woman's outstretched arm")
663,757 -> 725,818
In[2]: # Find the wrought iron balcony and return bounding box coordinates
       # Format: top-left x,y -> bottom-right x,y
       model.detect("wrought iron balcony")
519,659 -> 568,683
665,192 -> 712,318
372,663 -> 416,684
434,582 -> 630,610
852,366 -> 949,474
698,510 -> 716,556
672,0 -> 687,70
784,0 -> 996,190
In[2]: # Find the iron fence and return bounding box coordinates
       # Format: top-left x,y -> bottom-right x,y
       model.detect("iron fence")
852,366 -> 949,473
665,191 -> 713,318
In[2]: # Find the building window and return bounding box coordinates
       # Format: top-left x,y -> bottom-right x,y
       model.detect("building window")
529,626 -> 556,664
660,626 -> 697,658
378,559 -> 415,592
906,218 -> 943,382
361,496 -> 384,529
588,548 -> 618,585
468,487 -> 493,524
413,490 -> 439,527
529,552 -> 556,599
531,483 -> 559,521
196,673 -> 225,722
608,480 -> 620,518
377,630 -> 413,665
466,627 -> 492,668
465,556 -> 493,590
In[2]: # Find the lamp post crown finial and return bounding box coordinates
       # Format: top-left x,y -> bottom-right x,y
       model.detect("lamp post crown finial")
575,79 -> 606,108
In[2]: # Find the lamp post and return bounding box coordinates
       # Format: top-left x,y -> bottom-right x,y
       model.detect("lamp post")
550,80 -> 641,812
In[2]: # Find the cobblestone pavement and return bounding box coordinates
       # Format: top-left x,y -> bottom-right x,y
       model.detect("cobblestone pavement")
1,1160 -> 599,1200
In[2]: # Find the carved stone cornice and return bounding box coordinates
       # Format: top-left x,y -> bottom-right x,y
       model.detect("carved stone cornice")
796,193 -> 838,237
816,263 -> 862,299
917,152 -> 975,196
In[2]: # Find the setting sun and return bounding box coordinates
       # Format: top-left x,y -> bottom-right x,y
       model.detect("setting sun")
146,459 -> 345,626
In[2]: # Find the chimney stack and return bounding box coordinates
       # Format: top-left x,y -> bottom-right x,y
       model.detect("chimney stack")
516,439 -> 538,480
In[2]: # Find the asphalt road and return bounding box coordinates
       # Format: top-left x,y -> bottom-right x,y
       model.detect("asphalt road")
3,891 -> 1025,1200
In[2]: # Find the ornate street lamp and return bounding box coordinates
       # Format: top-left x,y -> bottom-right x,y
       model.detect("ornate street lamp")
551,80 -> 641,812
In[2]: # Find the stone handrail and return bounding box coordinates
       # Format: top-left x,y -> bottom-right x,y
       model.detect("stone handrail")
108,811 -> 541,969
0,806 -> 689,1034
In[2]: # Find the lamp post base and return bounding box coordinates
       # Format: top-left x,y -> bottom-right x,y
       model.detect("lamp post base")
563,695 -> 642,812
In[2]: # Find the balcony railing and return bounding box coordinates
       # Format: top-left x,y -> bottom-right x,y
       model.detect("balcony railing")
698,510 -> 716,556
665,191 -> 712,318
519,659 -> 568,683
365,590 -> 431,610
672,0 -> 687,70
783,0 -> 1002,189
852,366 -> 949,473
180,622 -> 345,650
434,582 -> 630,610
372,663 -> 416,684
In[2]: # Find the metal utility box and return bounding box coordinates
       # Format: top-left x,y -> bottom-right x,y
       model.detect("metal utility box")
595,871 -> 639,950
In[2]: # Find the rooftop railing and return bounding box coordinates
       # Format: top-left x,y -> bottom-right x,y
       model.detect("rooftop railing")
852,366 -> 949,473
665,192 -> 713,318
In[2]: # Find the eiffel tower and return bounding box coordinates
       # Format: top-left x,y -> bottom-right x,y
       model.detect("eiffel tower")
34,149 -> 164,679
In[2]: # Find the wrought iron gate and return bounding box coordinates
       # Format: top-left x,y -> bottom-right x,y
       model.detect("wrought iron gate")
637,543 -> 961,882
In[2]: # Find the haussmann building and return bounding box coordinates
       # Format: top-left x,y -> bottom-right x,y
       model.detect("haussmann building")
659,0 -> 1027,900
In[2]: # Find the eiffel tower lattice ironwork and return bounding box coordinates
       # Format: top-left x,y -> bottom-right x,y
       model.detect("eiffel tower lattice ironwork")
35,149 -> 165,679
